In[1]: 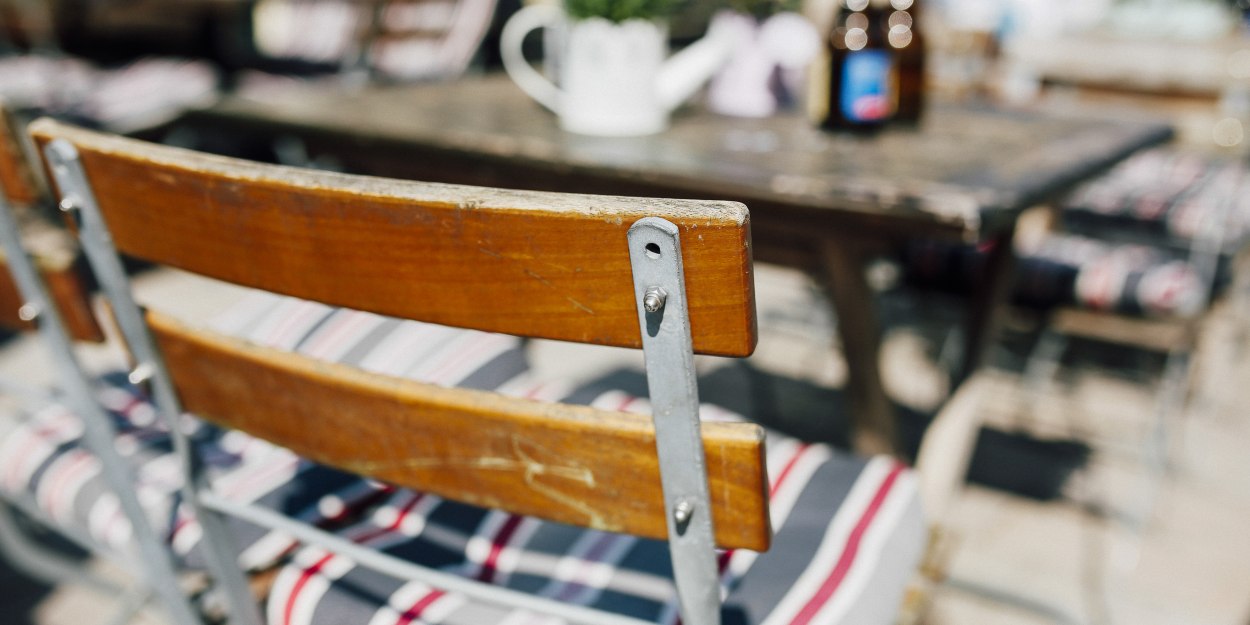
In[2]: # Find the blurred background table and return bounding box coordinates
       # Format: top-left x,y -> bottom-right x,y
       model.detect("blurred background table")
177,74 -> 1173,454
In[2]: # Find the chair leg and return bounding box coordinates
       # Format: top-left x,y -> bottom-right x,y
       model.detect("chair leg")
1019,328 -> 1068,430
189,490 -> 266,625
1149,350 -> 1191,475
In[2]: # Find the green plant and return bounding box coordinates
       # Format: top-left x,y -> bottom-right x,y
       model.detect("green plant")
564,0 -> 682,22
727,0 -> 799,19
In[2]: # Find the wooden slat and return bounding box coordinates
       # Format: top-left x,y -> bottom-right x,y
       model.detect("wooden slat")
149,311 -> 772,551
0,252 -> 105,343
1052,307 -> 1196,353
31,119 -> 757,357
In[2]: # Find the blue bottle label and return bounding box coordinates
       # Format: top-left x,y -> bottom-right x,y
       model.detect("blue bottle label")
841,49 -> 895,122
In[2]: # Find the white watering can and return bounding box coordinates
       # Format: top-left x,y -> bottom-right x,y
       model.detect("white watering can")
500,4 -> 738,136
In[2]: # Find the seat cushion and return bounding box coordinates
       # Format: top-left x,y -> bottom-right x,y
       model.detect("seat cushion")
264,387 -> 926,625
0,290 -> 529,570
1060,148 -> 1250,253
904,233 -> 1208,319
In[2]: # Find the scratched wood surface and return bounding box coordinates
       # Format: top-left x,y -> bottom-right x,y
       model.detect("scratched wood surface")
150,311 -> 772,551
32,119 -> 757,357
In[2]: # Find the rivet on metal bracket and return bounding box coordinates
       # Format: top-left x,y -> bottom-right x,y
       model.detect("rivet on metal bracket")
58,198 -> 77,213
643,286 -> 667,313
128,362 -> 155,386
17,303 -> 40,322
673,499 -> 694,526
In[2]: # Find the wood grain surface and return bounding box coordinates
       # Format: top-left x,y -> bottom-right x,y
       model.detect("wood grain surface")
32,119 -> 757,357
150,311 -> 772,551
0,107 -> 39,207
0,246 -> 104,343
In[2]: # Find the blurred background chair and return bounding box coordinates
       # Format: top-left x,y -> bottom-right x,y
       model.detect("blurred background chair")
901,147 -> 1246,528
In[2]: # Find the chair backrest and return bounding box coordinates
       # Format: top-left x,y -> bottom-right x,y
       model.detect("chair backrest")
33,118 -> 767,625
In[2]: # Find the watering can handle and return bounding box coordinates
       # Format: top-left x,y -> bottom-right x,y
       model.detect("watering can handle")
500,4 -> 563,114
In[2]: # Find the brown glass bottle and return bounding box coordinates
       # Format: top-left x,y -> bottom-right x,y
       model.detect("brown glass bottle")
819,0 -> 897,133
890,0 -> 926,125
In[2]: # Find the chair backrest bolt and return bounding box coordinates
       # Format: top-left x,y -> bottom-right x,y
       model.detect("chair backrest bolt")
643,286 -> 667,313
17,303 -> 39,322
673,499 -> 694,526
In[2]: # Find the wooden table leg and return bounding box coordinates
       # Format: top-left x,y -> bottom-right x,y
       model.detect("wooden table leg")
819,238 -> 897,455
956,228 -> 1018,384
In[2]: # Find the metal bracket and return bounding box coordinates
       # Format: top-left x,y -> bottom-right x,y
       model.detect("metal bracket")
628,217 -> 721,625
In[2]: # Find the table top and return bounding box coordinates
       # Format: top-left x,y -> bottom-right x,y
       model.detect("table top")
195,74 -> 1173,243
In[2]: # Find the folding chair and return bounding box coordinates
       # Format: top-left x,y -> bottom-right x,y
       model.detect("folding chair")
33,118 -> 941,625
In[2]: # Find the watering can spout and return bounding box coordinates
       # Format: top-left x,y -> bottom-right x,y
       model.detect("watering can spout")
656,22 -> 739,111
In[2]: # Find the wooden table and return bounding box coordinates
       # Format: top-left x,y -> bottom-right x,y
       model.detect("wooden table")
179,75 -> 1172,454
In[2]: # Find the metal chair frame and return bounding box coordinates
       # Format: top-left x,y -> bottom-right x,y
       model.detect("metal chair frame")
0,194 -> 204,625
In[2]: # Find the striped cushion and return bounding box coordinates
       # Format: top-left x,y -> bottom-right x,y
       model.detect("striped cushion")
264,387 -> 925,625
903,233 -> 1207,319
1061,149 -> 1250,251
0,290 -> 529,570
190,291 -> 530,569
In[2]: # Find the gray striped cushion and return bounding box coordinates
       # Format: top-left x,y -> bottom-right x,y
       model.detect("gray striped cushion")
264,390 -> 926,625
0,291 -> 529,571
189,291 -> 530,569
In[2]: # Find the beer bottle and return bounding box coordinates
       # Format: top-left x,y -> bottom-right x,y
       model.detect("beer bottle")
817,0 -> 897,133
890,0 -> 926,125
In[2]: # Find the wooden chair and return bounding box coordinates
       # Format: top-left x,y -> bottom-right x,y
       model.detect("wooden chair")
32,118 -> 943,625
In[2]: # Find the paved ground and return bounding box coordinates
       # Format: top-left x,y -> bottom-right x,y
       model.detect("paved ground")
1,263 -> 1248,625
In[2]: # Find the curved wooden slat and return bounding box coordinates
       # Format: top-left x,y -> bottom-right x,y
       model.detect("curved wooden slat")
149,311 -> 771,551
31,119 -> 757,357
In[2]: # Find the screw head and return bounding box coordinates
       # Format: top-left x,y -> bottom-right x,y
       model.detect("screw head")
17,303 -> 39,322
643,286 -> 667,313
128,362 -> 155,386
58,198 -> 76,212
673,499 -> 694,525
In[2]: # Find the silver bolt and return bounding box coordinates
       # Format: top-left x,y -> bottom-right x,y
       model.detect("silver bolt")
673,499 -> 694,525
17,303 -> 39,322
58,198 -> 76,213
643,286 -> 667,313
128,362 -> 155,386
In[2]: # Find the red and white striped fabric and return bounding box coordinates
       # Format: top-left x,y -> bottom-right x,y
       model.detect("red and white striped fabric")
264,389 -> 926,625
